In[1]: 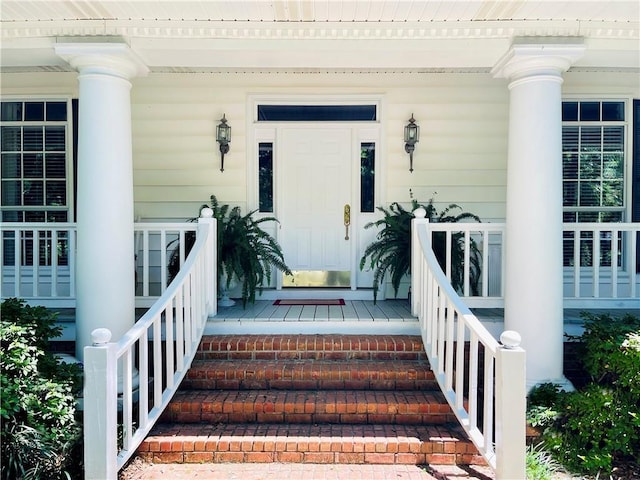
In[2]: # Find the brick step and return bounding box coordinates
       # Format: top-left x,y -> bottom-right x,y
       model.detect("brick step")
139,422 -> 485,466
196,334 -> 427,361
162,389 -> 456,425
183,359 -> 438,391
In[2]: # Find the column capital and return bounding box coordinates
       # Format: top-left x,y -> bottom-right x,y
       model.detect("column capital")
492,38 -> 585,82
55,41 -> 149,79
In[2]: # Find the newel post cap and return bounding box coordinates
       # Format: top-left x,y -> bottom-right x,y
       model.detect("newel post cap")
500,330 -> 522,349
200,207 -> 214,218
91,328 -> 112,345
413,207 -> 427,219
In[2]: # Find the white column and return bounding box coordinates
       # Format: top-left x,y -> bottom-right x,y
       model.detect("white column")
492,40 -> 584,389
55,43 -> 148,360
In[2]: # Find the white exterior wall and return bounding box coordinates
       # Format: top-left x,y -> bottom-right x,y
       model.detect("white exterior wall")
1,69 -> 637,300
3,69 -> 636,224
126,71 -> 510,222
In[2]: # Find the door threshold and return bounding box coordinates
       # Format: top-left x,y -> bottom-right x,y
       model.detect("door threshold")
256,288 -> 375,301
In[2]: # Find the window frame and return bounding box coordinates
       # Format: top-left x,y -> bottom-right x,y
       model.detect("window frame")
561,97 -> 631,223
1,96 -> 75,224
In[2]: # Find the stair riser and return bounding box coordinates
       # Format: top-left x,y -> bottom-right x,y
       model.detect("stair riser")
196,351 -> 427,361
162,411 -> 455,425
183,361 -> 437,391
139,450 -> 485,466
182,378 -> 438,391
196,335 -> 427,362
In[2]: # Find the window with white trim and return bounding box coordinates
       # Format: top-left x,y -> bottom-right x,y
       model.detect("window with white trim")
562,100 -> 627,267
1,100 -> 71,222
1,99 -> 73,266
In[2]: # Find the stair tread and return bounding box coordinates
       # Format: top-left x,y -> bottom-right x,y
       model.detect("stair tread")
145,421 -> 469,440
139,422 -> 485,466
190,358 -> 431,369
171,389 -> 449,404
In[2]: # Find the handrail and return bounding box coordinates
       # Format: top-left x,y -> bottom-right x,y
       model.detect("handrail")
82,209 -> 216,480
411,208 -> 526,479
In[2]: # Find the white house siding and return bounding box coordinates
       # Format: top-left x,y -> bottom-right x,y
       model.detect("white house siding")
1,68 -> 637,298
3,69 -> 636,223
124,71 -> 509,223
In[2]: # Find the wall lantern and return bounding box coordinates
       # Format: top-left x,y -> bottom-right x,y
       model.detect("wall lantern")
404,114 -> 419,173
216,114 -> 231,172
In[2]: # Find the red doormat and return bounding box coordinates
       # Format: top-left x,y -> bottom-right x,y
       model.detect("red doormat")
273,299 -> 345,306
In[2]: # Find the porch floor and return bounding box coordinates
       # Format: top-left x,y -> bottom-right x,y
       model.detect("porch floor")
205,299 -> 640,337
51,300 -> 640,341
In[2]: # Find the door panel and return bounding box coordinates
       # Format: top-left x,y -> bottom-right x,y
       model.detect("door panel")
280,128 -> 352,286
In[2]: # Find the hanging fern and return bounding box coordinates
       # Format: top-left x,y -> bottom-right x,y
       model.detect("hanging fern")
168,195 -> 292,308
360,197 -> 481,303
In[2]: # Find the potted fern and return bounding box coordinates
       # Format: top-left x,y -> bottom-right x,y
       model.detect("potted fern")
359,194 -> 481,303
168,195 -> 291,308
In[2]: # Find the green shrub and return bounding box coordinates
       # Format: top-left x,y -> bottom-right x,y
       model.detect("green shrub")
0,298 -> 82,480
528,313 -> 640,476
526,443 -> 562,480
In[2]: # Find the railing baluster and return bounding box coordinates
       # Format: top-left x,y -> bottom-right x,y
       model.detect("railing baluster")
51,230 -> 58,296
573,228 -> 580,298
468,333 -> 479,432
482,232 -> 489,297
630,231 -> 637,299
142,230 -> 150,297
463,230 -> 470,296
69,228 -> 76,298
153,315 -> 162,410
483,352 -> 495,455
33,230 -> 39,296
165,301 -> 175,390
611,229 -> 618,298
138,336 -> 149,433
175,289 -> 185,371
122,349 -> 133,451
445,300 -> 455,392
593,228 -> 601,298
455,314 -> 466,412
160,230 -> 168,294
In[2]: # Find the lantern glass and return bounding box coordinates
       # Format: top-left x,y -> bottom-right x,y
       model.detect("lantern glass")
404,122 -> 419,144
217,122 -> 230,143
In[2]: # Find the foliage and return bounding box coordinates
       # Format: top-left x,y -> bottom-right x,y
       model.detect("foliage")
1,299 -> 82,480
527,313 -> 640,476
573,312 -> 640,389
168,196 -> 292,307
359,192 -> 481,302
526,443 -> 562,480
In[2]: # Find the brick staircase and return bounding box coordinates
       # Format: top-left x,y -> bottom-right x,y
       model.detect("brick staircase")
137,334 -> 485,467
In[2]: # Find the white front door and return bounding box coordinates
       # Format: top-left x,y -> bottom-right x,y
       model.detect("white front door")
279,127 -> 353,287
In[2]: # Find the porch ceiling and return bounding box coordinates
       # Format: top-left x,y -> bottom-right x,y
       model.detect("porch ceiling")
1,1 -> 639,73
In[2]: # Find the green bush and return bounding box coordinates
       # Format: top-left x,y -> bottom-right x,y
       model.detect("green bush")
527,313 -> 640,476
0,298 -> 82,480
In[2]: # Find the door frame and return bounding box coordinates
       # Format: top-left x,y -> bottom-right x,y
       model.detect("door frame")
246,95 -> 384,295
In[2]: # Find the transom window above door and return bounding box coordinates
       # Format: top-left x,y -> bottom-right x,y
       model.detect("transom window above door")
257,104 -> 377,122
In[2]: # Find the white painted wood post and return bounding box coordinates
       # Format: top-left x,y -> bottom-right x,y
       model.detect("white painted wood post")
84,328 -> 118,480
495,330 -> 526,480
411,207 -> 428,316
198,207 -> 216,316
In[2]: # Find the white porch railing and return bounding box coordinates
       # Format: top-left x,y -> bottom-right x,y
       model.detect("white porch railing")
424,221 -> 639,309
411,209 -> 526,479
2,221 -> 637,309
0,222 -> 77,305
563,222 -> 639,308
82,209 -> 216,480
